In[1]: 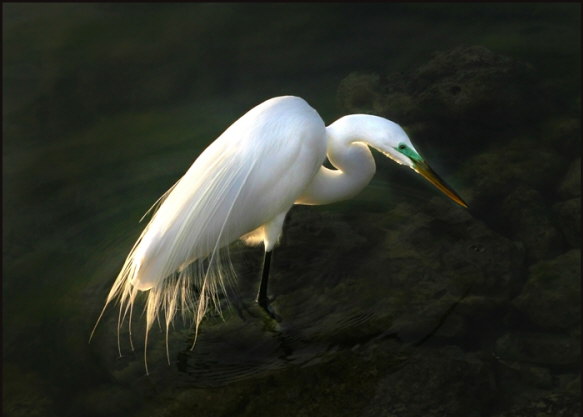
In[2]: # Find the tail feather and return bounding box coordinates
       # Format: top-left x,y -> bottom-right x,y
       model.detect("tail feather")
92,151 -> 259,374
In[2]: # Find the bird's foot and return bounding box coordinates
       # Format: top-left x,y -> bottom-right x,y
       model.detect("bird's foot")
257,297 -> 282,322
233,296 -> 281,323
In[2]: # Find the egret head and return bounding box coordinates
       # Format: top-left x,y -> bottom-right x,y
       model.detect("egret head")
373,117 -> 468,208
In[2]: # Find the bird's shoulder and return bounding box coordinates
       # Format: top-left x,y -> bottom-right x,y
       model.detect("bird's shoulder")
220,96 -> 326,153
183,96 -> 327,197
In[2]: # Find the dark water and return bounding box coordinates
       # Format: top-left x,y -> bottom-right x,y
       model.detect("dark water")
3,4 -> 580,417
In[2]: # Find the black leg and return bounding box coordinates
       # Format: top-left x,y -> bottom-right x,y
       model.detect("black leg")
256,250 -> 272,308
256,251 -> 281,321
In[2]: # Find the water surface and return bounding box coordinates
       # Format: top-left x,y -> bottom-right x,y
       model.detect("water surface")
3,4 -> 580,416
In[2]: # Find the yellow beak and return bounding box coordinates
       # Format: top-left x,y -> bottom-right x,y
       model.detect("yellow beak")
413,161 -> 468,208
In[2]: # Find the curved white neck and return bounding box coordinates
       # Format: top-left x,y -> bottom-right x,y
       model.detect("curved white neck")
295,115 -> 377,206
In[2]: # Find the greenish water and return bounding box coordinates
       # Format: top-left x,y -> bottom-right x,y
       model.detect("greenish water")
3,4 -> 580,417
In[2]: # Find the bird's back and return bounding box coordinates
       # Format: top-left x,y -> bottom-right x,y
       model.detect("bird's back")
129,96 -> 327,290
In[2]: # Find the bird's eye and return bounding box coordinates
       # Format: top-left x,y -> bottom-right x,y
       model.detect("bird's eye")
398,144 -> 407,151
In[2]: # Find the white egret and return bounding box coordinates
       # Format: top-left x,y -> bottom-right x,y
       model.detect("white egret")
92,96 -> 467,373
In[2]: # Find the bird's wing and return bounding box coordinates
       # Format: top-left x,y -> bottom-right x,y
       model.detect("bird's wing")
100,97 -> 326,365
132,128 -> 321,289
132,98 -> 326,289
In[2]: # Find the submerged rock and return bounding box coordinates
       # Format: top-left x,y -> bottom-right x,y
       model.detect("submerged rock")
553,198 -> 581,248
338,46 -> 546,154
460,138 -> 564,204
411,46 -> 543,129
336,72 -> 383,114
493,392 -> 580,417
553,158 -> 581,248
457,139 -> 569,262
499,185 -> 564,261
2,365 -> 56,417
557,158 -> 581,199
495,332 -> 580,367
512,249 -> 581,331
363,197 -> 524,345
541,117 -> 581,157
362,347 -> 496,417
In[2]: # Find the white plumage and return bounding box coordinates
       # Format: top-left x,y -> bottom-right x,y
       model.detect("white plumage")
132,97 -> 326,290
92,95 -> 467,374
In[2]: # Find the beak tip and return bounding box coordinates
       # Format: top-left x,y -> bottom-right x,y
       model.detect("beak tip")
415,161 -> 468,209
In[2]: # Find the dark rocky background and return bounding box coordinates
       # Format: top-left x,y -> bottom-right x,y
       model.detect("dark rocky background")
3,4 -> 580,417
